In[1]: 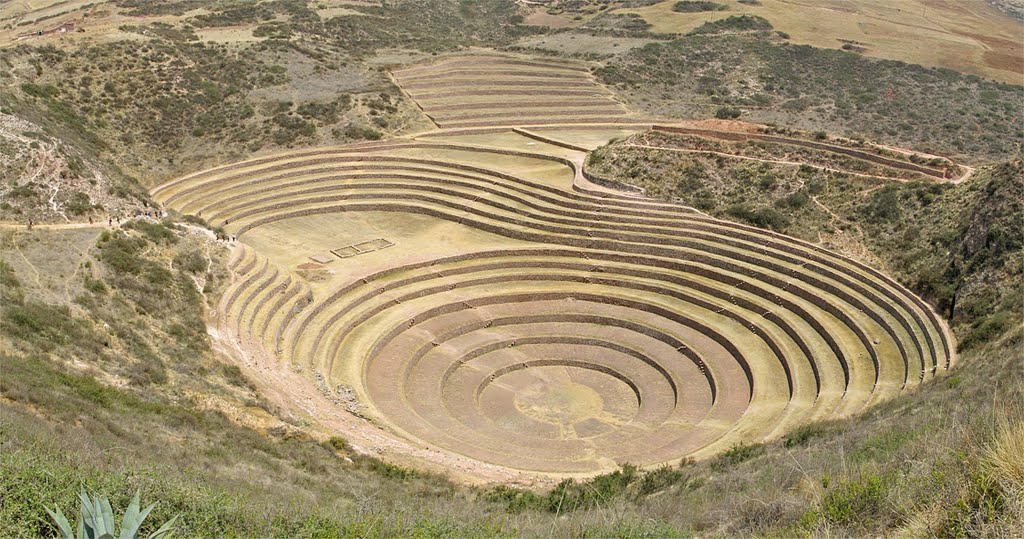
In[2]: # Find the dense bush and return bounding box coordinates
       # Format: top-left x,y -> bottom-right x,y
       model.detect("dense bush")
711,442 -> 767,470
485,463 -> 695,514
339,124 -> 382,141
688,15 -> 772,35
64,192 -> 95,215
725,203 -> 790,230
715,106 -> 742,119
172,249 -> 208,274
672,1 -> 726,12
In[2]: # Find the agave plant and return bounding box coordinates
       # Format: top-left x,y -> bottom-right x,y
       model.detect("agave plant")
45,489 -> 177,539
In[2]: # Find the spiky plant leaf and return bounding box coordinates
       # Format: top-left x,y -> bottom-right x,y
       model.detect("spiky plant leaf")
135,503 -> 156,529
44,505 -> 75,539
49,488 -> 175,539
100,496 -> 116,536
92,495 -> 107,537
78,489 -> 96,539
118,491 -> 143,539
146,514 -> 178,539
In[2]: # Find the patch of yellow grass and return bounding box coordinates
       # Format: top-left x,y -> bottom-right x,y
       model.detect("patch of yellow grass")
985,419 -> 1024,495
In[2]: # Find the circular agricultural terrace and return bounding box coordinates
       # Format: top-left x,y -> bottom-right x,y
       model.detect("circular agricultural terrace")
151,56 -> 956,476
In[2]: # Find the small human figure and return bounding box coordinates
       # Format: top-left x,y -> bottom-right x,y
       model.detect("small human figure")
27,219 -> 33,230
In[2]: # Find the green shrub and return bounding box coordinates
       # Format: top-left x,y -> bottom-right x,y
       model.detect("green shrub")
98,235 -> 146,274
712,442 -> 766,470
21,82 -> 59,99
725,204 -> 790,230
777,190 -> 810,209
338,124 -> 382,141
672,1 -> 726,12
715,106 -> 742,119
295,101 -> 339,123
179,214 -> 210,228
364,460 -> 420,481
802,471 -> 895,529
83,275 -> 107,294
958,311 -> 1013,351
938,470 -> 1005,537
3,303 -> 75,349
862,185 -> 901,221
485,485 -> 543,514
0,260 -> 23,302
784,422 -> 832,448
65,192 -> 95,215
689,15 -> 772,35
8,183 -> 39,199
271,113 -> 315,144
124,220 -> 178,244
543,464 -> 639,513
126,354 -> 168,386
635,464 -> 688,496
220,364 -> 255,391
326,436 -> 351,452
172,249 -> 208,274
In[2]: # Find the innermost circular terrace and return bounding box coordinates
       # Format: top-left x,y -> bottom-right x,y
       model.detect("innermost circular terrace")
502,363 -> 639,436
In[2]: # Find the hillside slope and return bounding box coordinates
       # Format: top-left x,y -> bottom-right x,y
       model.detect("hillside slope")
597,33 -> 1024,163
0,112 -> 147,223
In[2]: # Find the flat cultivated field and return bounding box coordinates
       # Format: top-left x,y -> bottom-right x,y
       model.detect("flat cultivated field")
151,54 -> 957,478
612,0 -> 1022,83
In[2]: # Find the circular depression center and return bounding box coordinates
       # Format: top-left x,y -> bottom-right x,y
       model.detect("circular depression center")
361,295 -> 755,473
